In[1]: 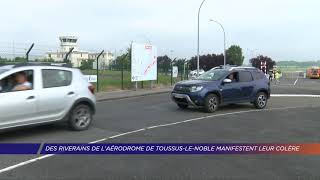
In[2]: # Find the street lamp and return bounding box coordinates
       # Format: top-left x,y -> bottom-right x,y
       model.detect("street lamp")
197,0 -> 207,77
209,19 -> 226,68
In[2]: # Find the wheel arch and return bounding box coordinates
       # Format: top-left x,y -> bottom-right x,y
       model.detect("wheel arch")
70,98 -> 96,115
205,90 -> 222,104
256,88 -> 270,98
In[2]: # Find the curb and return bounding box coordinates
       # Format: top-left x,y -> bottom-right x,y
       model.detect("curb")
96,89 -> 172,102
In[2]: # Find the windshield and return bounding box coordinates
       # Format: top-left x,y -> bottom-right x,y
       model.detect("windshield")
197,69 -> 228,81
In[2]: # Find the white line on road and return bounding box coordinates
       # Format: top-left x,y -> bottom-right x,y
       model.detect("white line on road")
294,78 -> 299,86
0,105 -> 312,175
271,94 -> 320,98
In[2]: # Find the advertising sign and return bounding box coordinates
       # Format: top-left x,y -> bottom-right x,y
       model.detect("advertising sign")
84,75 -> 97,83
172,66 -> 178,78
131,43 -> 157,82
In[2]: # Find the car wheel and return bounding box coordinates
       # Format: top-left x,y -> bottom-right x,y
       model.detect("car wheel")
68,104 -> 92,131
254,92 -> 268,109
204,94 -> 219,113
177,104 -> 188,109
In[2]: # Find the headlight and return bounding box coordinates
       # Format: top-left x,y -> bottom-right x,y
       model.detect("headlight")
190,85 -> 203,92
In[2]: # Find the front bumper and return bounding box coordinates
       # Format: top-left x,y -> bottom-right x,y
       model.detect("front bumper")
171,93 -> 200,107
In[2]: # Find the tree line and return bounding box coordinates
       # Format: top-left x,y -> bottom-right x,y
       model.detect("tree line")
1,44 -> 278,72
105,44 -> 278,73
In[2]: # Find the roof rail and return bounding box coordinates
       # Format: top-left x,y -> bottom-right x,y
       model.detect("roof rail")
211,65 -> 237,70
12,62 -> 72,68
229,66 -> 257,71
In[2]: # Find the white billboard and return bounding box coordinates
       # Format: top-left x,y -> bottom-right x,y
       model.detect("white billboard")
131,43 -> 157,82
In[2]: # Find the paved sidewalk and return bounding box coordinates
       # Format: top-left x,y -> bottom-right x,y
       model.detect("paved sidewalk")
95,87 -> 172,101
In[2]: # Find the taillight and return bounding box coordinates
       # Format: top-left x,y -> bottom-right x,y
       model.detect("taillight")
88,85 -> 95,94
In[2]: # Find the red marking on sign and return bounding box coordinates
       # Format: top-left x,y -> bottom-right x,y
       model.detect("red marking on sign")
144,57 -> 157,75
145,45 -> 152,50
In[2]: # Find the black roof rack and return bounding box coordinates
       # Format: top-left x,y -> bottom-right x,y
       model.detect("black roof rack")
12,62 -> 72,68
229,66 -> 257,71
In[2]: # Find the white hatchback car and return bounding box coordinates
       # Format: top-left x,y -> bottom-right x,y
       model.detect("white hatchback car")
0,63 -> 96,131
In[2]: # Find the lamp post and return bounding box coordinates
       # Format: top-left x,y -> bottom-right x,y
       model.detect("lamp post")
209,19 -> 226,68
197,0 -> 207,76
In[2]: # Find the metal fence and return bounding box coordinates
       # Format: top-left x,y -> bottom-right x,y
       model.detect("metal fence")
82,63 -> 189,92
0,42 -> 190,92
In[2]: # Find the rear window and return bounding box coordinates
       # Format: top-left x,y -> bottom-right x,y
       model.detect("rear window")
42,69 -> 72,88
252,71 -> 266,80
239,71 -> 253,82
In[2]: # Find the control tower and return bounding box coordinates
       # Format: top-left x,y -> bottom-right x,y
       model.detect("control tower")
59,36 -> 79,52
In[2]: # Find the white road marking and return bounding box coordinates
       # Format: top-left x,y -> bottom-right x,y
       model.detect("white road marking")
294,78 -> 299,86
0,154 -> 54,174
271,94 -> 320,98
0,105 -> 312,174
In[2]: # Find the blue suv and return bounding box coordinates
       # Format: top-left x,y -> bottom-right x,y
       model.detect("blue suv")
171,66 -> 270,113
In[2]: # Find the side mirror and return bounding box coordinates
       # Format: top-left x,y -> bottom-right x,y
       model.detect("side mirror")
223,79 -> 232,84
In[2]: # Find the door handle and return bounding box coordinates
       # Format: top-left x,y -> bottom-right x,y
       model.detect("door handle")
67,92 -> 75,95
27,96 -> 35,100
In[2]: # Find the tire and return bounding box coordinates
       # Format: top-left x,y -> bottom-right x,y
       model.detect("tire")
254,92 -> 268,109
68,104 -> 93,131
177,104 -> 188,109
204,94 -> 219,113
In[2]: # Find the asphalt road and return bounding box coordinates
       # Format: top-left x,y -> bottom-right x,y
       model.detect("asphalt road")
0,78 -> 320,180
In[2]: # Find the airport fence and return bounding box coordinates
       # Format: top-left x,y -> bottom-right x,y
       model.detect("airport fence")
81,63 -> 190,92
0,60 -> 190,92
0,42 -> 191,92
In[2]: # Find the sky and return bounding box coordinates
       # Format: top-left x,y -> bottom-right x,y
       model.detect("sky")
0,0 -> 319,63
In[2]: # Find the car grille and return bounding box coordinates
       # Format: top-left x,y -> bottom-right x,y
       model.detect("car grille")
174,85 -> 190,93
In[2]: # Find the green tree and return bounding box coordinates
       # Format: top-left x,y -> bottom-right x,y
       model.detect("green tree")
14,56 -> 27,62
226,45 -> 244,66
34,58 -> 54,62
112,45 -> 132,71
0,56 -> 9,62
80,59 -> 95,70
157,55 -> 172,75
250,55 -> 276,71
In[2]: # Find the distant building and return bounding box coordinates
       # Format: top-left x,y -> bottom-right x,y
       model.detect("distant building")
47,36 -> 114,68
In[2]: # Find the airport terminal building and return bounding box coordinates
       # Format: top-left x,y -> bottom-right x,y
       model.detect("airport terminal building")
46,36 -> 114,68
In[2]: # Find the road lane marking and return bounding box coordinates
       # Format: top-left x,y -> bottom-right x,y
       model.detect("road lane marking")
294,78 -> 299,86
271,94 -> 320,98
0,105 -> 316,174
0,154 -> 54,174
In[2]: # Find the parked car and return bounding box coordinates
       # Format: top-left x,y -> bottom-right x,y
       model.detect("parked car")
189,69 -> 205,79
0,63 -> 96,131
171,66 -> 270,113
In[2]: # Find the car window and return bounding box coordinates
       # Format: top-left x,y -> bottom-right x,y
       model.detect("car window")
0,70 -> 34,93
42,69 -> 72,88
239,71 -> 253,82
252,71 -> 266,80
226,72 -> 239,83
197,69 -> 228,81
